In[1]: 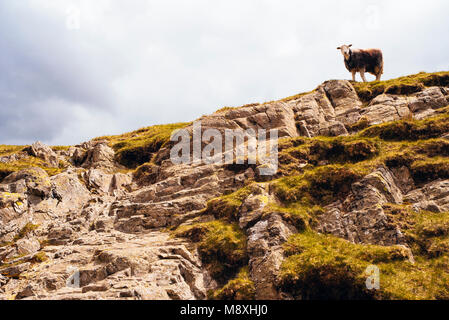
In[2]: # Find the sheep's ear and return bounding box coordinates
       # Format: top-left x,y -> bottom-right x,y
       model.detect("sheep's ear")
337,47 -> 341,50
348,44 -> 353,47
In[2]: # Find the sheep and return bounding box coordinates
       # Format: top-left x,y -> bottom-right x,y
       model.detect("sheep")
337,44 -> 384,82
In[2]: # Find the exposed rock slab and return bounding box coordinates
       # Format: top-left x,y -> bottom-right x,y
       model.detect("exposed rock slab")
317,166 -> 406,246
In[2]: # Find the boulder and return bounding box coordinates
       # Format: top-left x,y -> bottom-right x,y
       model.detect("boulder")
84,169 -> 113,194
111,173 -> 132,193
184,100 -> 299,141
240,102 -> 298,138
0,274 -> 9,287
82,142 -> 116,171
317,166 -> 405,246
47,171 -> 91,214
292,93 -> 333,136
323,80 -> 362,120
404,180 -> 449,213
247,213 -> 296,299
362,94 -> 411,125
16,284 -> 38,300
16,239 -> 40,256
409,87 -> 448,117
27,142 -> 59,168
0,262 -> 31,278
3,168 -> 52,198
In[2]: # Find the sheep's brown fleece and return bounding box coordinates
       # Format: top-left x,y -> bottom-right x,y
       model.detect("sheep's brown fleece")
345,48 -> 383,75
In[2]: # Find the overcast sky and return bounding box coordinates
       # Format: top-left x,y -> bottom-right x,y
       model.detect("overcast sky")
0,0 -> 448,145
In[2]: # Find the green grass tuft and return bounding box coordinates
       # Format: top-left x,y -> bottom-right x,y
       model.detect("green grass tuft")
204,185 -> 257,222
14,223 -> 40,242
174,220 -> 247,282
210,267 -> 256,300
353,71 -> 449,102
95,123 -> 190,168
361,113 -> 449,141
272,164 -> 368,205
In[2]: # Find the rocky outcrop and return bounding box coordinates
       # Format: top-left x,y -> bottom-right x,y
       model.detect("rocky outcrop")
65,141 -> 117,172
362,94 -> 412,125
1,167 -> 53,199
288,81 -> 448,137
82,142 -> 116,171
1,231 -> 209,300
290,81 -> 358,137
316,166 -> 406,246
246,213 -> 296,299
360,87 -> 448,125
222,185 -> 297,299
405,179 -> 449,213
1,76 -> 449,300
0,139 -> 250,299
0,152 -> 29,164
26,142 -> 60,168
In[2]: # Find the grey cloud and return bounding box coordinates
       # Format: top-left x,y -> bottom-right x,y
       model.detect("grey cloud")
0,0 -> 448,145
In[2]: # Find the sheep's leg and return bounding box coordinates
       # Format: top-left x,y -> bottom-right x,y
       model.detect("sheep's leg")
360,70 -> 367,82
351,70 -> 356,82
374,66 -> 382,81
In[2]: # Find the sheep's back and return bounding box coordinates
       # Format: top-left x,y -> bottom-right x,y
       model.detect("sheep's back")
345,49 -> 383,73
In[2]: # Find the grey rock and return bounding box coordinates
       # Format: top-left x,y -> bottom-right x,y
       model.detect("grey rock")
16,238 -> 40,256
317,166 -> 406,246
247,214 -> 296,299
28,142 -> 59,168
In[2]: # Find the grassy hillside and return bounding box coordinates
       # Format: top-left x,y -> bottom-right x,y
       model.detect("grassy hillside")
186,108 -> 449,300
0,145 -> 63,180
2,71 -> 449,300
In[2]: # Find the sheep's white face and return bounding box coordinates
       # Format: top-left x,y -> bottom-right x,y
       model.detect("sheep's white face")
337,44 -> 352,60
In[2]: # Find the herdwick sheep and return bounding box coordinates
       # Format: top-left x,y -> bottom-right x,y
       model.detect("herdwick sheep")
337,44 -> 383,82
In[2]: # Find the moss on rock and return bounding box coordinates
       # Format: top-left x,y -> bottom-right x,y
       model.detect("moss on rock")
204,185 -> 256,222
14,223 -> 39,242
174,220 -> 247,282
132,162 -> 159,186
361,114 -> 449,141
272,164 -> 367,204
278,230 -> 449,300
353,71 -> 449,102
0,157 -> 63,183
210,267 -> 256,300
410,158 -> 449,184
95,123 -> 190,168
